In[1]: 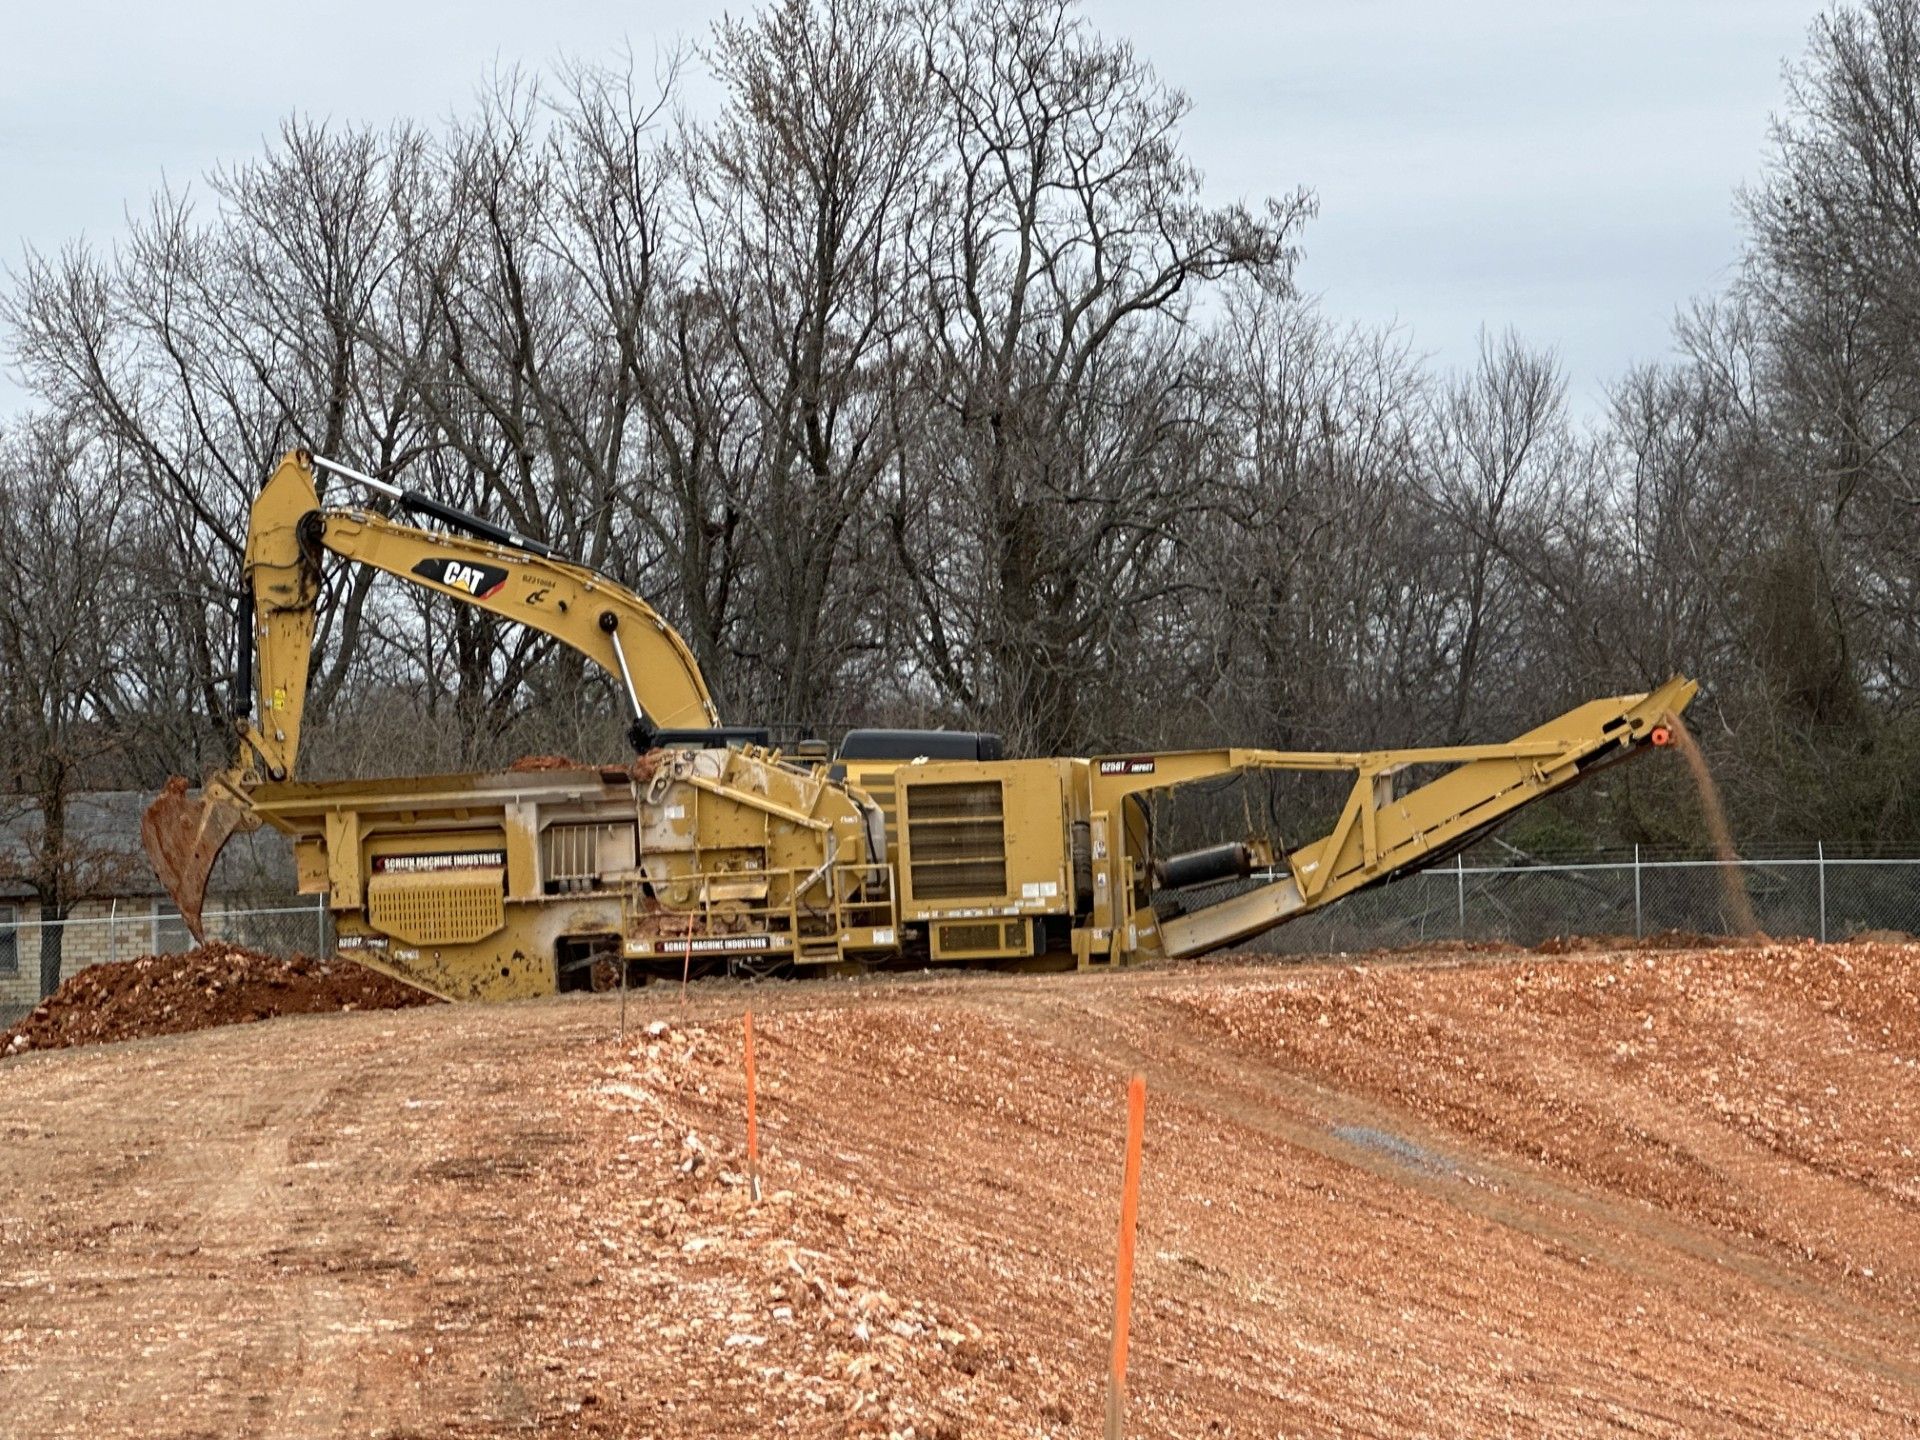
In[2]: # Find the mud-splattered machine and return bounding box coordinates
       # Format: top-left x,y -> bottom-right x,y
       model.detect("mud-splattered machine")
145,451 -> 1696,1001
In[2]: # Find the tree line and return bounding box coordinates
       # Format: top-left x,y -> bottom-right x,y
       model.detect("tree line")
5,0 -> 1920,933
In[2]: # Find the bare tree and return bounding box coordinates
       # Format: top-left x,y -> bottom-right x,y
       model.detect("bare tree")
1195,288 -> 1431,751
681,0 -> 935,730
1418,331 -> 1582,741
0,420 -> 143,994
892,0 -> 1313,752
2,119 -> 434,773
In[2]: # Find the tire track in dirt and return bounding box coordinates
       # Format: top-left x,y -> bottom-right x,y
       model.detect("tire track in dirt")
971,981 -> 1920,1401
0,1016 -> 445,1439
148,1032 -> 384,1438
234,1051 -> 391,1439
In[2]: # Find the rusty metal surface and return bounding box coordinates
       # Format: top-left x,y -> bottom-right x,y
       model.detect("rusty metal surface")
140,777 -> 257,942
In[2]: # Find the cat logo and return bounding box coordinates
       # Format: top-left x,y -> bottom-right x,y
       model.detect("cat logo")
411,557 -> 508,600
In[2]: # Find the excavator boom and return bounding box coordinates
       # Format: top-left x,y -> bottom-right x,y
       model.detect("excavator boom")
235,450 -> 717,785
147,450 -> 723,937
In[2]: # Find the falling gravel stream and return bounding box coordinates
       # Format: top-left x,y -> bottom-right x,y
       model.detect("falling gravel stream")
1669,714 -> 1760,936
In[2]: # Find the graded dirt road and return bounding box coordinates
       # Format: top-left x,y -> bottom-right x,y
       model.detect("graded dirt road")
2,942 -> 1916,1437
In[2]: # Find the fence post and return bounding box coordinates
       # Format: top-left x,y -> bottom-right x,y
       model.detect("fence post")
1633,845 -> 1642,940
1455,854 -> 1466,937
1817,842 -> 1827,944
108,898 -> 119,966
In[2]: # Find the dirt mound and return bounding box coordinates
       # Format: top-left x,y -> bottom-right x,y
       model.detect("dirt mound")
1,942 -> 436,1056
1171,939 -> 1920,1280
1378,937 -> 1519,957
509,753 -> 586,772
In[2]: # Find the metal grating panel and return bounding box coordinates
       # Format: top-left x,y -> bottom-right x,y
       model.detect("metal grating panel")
936,922 -> 1003,954
907,781 -> 1006,899
368,869 -> 506,946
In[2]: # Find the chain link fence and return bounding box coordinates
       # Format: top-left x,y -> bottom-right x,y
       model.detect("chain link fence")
79,899 -> 330,963
1201,847 -> 1920,955
6,850 -> 1919,1023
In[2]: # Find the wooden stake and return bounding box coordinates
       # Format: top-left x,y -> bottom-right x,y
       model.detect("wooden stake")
743,1007 -> 762,1202
1105,1073 -> 1146,1440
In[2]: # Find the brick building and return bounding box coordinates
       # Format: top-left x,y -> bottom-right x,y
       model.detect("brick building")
1,791 -> 299,1019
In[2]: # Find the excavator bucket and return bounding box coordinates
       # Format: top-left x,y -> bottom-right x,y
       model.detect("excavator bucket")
141,776 -> 257,943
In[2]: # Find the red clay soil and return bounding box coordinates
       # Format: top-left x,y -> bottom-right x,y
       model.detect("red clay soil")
509,753 -> 587,772
1170,940 -> 1920,1296
1,942 -> 436,1055
1,943 -> 1916,1436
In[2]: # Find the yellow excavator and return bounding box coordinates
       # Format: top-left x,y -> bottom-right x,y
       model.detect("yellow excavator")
144,450 -> 1696,1001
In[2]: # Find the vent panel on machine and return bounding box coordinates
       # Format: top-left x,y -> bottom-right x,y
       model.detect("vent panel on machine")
541,822 -> 636,892
368,869 -> 507,946
937,922 -> 1001,953
906,781 -> 1006,899
931,917 -> 1034,959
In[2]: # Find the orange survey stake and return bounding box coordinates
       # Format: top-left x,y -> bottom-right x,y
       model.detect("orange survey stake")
1106,1073 -> 1147,1438
743,1008 -> 762,1201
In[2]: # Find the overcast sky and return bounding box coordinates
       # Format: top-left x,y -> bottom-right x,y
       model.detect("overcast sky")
0,0 -> 1825,417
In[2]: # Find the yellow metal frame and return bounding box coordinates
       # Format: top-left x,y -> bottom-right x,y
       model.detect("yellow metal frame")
1074,676 -> 1698,964
618,861 -> 897,964
239,450 -> 718,782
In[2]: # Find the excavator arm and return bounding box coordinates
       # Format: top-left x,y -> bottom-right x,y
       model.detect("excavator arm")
238,450 -> 717,781
146,450 -> 722,936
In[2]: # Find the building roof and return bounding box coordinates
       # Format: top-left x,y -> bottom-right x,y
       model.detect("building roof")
0,790 -> 295,902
